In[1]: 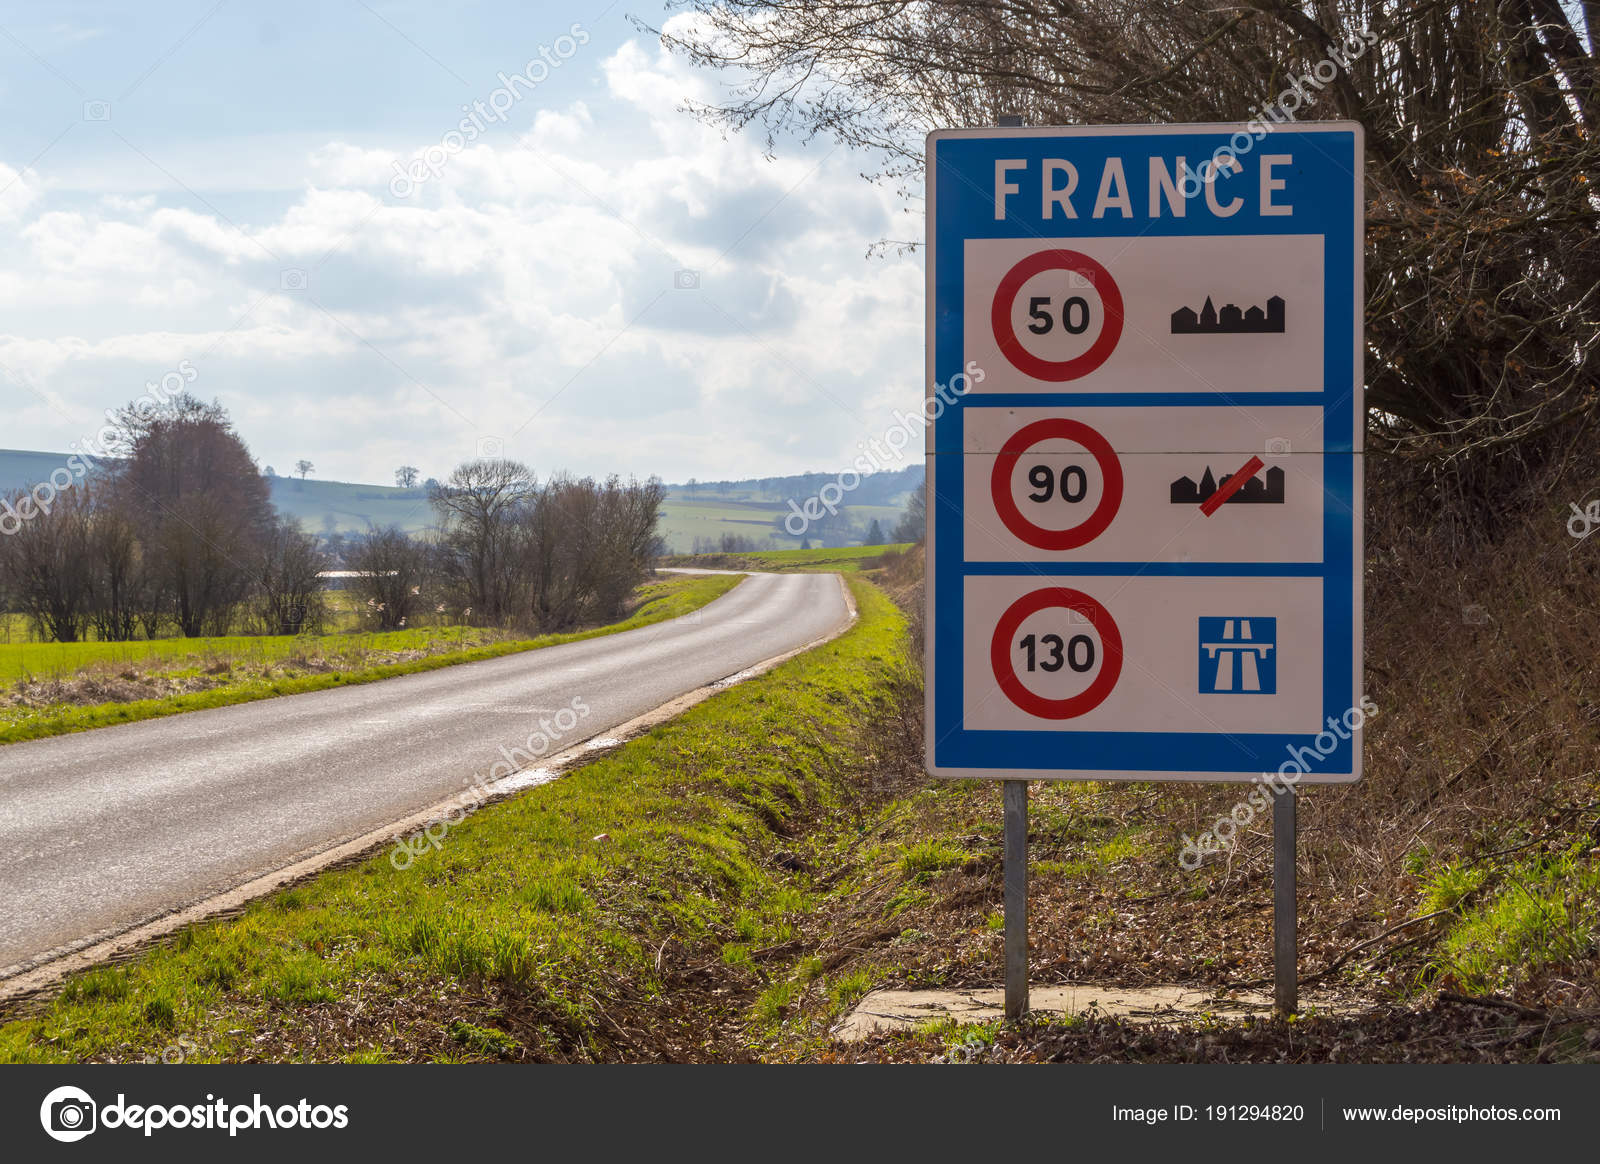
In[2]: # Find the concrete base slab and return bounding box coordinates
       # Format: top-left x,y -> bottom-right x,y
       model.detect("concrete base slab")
836,984 -> 1350,1042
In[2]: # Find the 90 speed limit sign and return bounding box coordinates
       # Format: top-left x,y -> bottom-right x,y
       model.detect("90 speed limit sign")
924,122 -> 1365,783
989,418 -> 1122,550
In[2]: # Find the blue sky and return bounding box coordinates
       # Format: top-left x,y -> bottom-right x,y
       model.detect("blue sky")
0,0 -> 925,485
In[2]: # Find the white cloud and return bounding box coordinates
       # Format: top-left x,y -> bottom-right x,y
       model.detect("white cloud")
0,162 -> 43,222
0,35 -> 924,486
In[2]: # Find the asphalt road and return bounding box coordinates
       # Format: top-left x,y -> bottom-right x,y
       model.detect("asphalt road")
0,571 -> 850,975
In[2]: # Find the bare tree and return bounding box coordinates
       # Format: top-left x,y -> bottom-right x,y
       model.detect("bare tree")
251,517 -> 328,635
295,460 -> 314,481
893,481 -> 926,544
659,1 -> 1600,535
86,495 -> 152,642
347,526 -> 430,630
113,394 -> 275,636
394,465 -> 420,489
421,459 -> 662,631
430,458 -> 537,624
0,485 -> 95,642
520,475 -> 664,629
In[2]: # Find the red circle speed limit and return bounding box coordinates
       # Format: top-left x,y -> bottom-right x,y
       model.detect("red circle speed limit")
991,418 -> 1122,550
990,588 -> 1123,719
990,250 -> 1123,381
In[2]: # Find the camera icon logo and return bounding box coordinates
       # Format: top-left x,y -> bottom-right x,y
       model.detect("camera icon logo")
1264,437 -> 1292,456
82,100 -> 111,122
40,1085 -> 97,1142
477,436 -> 505,458
280,268 -> 308,291
1462,604 -> 1491,626
673,269 -> 700,290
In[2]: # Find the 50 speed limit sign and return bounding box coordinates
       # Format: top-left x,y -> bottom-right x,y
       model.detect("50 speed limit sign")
923,122 -> 1364,783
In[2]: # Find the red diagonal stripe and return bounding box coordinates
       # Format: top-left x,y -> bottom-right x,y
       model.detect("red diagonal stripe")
1199,455 -> 1265,517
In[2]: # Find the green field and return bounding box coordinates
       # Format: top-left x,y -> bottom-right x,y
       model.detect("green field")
656,495 -> 905,554
656,469 -> 920,554
0,573 -> 740,745
266,477 -> 434,534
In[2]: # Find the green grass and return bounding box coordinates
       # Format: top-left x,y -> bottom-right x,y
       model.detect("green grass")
448,1020 -> 521,1058
656,496 -> 905,554
661,544 -> 912,573
1430,848 -> 1600,995
899,839 -> 967,880
827,968 -> 878,1012
0,625 -> 485,683
1091,829 -> 1149,868
1420,860 -> 1490,915
0,573 -> 741,746
0,578 -> 901,1063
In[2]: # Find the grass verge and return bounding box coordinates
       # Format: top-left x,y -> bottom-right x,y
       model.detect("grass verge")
0,573 -> 740,747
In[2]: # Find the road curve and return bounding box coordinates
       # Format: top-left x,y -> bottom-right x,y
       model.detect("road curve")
0,572 -> 850,975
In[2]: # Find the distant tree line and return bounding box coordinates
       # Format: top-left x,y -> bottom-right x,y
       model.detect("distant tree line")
691,533 -> 770,554
0,398 -> 665,642
343,459 -> 664,633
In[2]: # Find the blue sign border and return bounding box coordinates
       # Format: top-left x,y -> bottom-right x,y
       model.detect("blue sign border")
925,123 -> 1363,782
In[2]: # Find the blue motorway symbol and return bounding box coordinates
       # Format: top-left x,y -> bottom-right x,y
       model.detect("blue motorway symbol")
1197,617 -> 1277,694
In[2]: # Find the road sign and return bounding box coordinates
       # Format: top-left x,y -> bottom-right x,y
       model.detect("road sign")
924,122 -> 1363,783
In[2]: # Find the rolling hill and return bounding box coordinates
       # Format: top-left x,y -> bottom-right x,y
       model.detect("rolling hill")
264,476 -> 435,534
657,465 -> 921,553
0,450 -> 434,535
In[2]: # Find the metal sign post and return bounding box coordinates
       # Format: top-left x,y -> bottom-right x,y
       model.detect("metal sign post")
923,121 -> 1364,1019
1003,779 -> 1029,1019
1274,787 -> 1298,1014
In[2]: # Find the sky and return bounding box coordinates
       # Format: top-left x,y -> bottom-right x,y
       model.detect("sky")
0,0 -> 926,486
